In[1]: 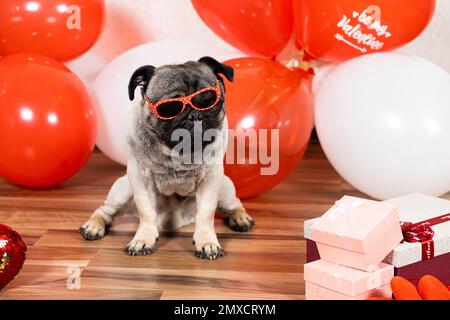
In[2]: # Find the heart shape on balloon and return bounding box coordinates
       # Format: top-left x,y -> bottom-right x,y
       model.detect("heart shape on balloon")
293,0 -> 436,62
0,225 -> 27,289
192,0 -> 293,57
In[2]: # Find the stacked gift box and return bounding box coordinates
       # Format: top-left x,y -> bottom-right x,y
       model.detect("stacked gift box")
304,195 -> 403,299
305,193 -> 450,299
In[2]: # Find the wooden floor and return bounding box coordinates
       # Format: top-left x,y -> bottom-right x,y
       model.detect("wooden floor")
1,142 -> 448,300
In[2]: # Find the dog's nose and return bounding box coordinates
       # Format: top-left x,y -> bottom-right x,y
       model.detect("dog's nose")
187,111 -> 203,122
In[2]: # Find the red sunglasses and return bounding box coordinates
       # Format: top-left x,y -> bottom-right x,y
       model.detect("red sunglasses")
145,80 -> 222,120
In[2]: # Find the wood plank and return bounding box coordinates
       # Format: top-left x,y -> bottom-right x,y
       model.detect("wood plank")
80,267 -> 303,296
160,290 -> 303,300
0,285 -> 162,300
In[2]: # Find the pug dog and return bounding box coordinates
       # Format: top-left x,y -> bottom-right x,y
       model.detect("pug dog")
79,57 -> 254,259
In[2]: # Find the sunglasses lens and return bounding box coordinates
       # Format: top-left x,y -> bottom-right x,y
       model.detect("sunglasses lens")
156,101 -> 184,119
191,90 -> 218,109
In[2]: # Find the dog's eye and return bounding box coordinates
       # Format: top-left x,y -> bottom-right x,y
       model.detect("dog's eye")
191,90 -> 218,109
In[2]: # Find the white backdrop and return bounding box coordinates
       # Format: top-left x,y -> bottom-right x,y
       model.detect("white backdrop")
67,0 -> 237,88
92,0 -> 235,61
399,0 -> 450,73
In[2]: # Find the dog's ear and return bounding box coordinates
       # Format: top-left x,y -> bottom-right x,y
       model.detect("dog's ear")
128,65 -> 156,101
198,56 -> 234,83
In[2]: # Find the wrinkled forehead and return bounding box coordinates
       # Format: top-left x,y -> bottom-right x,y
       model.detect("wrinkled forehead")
147,61 -> 217,100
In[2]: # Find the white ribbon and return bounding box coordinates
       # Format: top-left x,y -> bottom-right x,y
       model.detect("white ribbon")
325,198 -> 365,221
324,198 -> 366,250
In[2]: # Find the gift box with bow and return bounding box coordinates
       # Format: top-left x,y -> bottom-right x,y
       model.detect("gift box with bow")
310,196 -> 403,271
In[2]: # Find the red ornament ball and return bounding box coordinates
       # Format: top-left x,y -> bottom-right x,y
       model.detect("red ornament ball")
0,225 -> 27,289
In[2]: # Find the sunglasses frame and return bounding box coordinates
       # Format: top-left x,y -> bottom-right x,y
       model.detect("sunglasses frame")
145,80 -> 222,120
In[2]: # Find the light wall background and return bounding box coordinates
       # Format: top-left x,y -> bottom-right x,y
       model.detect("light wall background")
91,0 -> 236,62
399,0 -> 450,72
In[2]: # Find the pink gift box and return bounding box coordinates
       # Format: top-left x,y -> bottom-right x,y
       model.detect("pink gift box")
304,260 -> 394,300
311,196 -> 403,271
306,282 -> 392,300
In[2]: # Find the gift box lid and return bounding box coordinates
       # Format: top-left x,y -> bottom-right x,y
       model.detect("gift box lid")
310,196 -> 400,253
304,260 -> 394,297
384,193 -> 450,267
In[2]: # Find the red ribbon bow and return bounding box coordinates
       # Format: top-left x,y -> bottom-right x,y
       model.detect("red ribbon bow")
401,221 -> 434,243
400,213 -> 450,261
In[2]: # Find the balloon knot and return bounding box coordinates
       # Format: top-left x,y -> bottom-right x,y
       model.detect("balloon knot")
281,50 -> 316,75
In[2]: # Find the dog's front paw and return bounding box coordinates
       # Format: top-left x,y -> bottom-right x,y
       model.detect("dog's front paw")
194,240 -> 224,260
125,237 -> 158,256
80,213 -> 107,241
224,208 -> 255,232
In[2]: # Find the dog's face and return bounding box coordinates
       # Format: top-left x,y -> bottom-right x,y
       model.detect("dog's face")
128,57 -> 234,150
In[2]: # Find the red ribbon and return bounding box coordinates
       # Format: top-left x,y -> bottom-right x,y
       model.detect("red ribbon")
400,213 -> 450,261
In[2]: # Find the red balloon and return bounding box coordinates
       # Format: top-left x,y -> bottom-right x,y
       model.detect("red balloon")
192,0 -> 293,58
223,58 -> 313,199
0,224 -> 27,289
0,0 -> 105,62
0,54 -> 96,188
293,0 -> 436,62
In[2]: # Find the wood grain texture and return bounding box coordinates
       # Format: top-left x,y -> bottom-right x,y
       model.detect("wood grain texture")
0,142 -> 448,300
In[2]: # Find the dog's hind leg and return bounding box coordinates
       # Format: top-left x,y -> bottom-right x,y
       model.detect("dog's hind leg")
80,175 -> 132,240
217,176 -> 255,232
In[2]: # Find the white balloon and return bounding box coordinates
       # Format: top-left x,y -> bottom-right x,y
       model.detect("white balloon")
314,52 -> 450,200
93,41 -> 245,165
